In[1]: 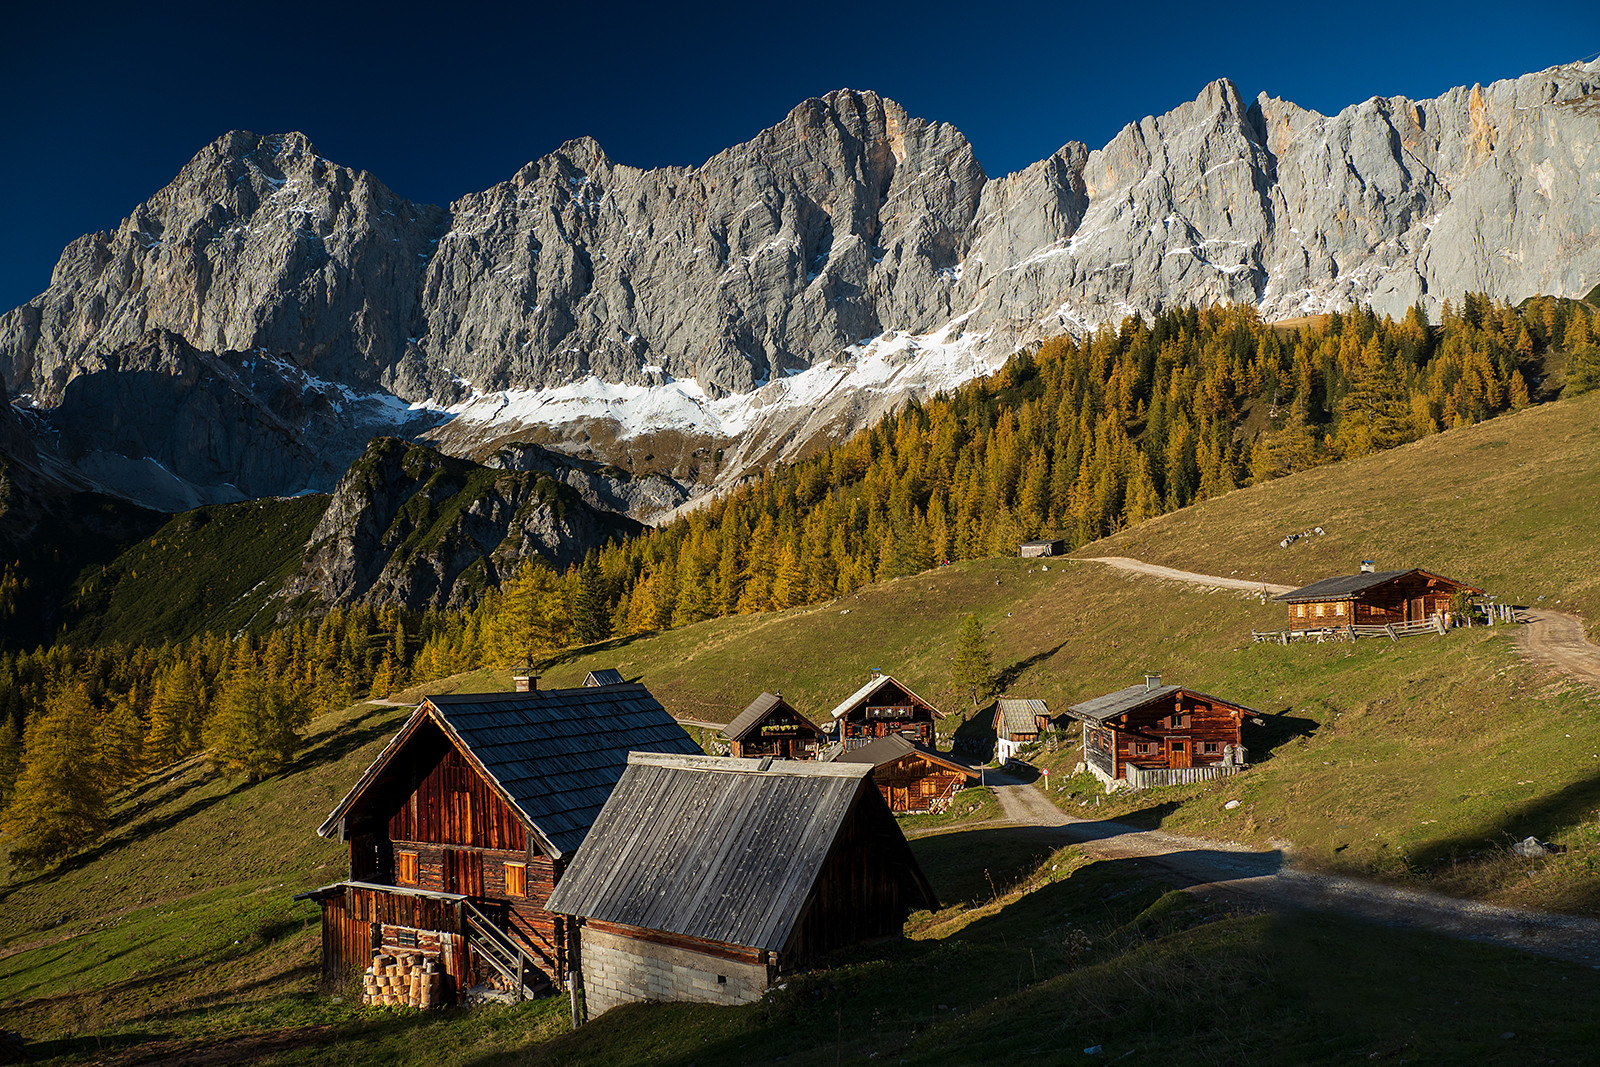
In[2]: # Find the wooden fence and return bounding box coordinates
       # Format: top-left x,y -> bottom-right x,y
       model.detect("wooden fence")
1125,764 -> 1244,789
1253,614 -> 1449,645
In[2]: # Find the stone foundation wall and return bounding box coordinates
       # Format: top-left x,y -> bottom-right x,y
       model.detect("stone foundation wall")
579,926 -> 770,1018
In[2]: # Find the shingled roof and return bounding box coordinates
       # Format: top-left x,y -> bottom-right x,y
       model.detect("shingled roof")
1273,568 -> 1482,604
546,753 -> 938,952
833,734 -> 982,777
993,697 -> 1049,736
721,692 -> 818,742
1066,683 -> 1258,724
584,669 -> 625,687
317,684 -> 701,858
827,673 -> 940,721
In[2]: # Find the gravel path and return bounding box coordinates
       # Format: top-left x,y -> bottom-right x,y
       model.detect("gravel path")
1517,608 -> 1600,691
981,772 -> 1600,966
1078,556 -> 1294,595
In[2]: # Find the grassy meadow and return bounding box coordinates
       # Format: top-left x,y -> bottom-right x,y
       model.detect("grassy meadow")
4,393 -> 1600,1061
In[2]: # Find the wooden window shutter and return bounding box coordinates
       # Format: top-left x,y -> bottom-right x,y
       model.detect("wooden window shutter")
397,850 -> 419,886
505,861 -> 527,897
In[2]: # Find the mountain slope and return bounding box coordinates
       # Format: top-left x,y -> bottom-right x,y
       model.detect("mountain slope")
2,64 -> 1598,507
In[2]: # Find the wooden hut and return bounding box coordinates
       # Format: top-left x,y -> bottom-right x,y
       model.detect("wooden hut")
991,697 -> 1050,762
721,692 -> 824,759
828,672 -> 940,750
1019,538 -> 1066,558
834,734 -> 981,812
583,669 -> 625,687
299,681 -> 701,1002
546,752 -> 937,1018
1273,564 -> 1483,628
1064,674 -> 1255,790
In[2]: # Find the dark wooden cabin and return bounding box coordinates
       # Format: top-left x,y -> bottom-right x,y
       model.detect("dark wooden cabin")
828,672 -> 940,750
1065,674 -> 1255,789
1273,565 -> 1483,628
991,697 -> 1050,762
1019,538 -> 1066,558
834,734 -> 981,812
300,682 -> 701,1002
721,692 -> 823,759
546,752 -> 938,1018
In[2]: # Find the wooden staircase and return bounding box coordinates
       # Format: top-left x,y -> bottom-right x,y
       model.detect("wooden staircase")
464,900 -> 553,1002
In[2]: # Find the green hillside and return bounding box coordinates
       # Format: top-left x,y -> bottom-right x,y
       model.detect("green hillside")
55,494 -> 329,646
6,393 -> 1600,1063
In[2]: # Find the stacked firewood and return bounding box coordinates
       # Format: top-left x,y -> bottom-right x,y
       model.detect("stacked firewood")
362,952 -> 443,1008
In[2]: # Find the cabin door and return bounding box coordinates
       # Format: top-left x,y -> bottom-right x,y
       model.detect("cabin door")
443,849 -> 484,898
1409,597 -> 1426,622
1168,738 -> 1192,769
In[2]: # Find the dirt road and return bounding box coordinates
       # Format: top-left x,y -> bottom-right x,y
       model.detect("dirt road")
1517,609 -> 1600,691
981,773 -> 1600,966
1078,556 -> 1294,595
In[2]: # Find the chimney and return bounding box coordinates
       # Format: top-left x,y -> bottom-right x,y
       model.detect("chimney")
1145,672 -> 1162,692
1360,560 -> 1375,574
870,668 -> 883,681
513,674 -> 539,693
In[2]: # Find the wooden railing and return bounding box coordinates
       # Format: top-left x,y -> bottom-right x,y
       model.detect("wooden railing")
464,899 -> 552,1001
1254,614 -> 1450,644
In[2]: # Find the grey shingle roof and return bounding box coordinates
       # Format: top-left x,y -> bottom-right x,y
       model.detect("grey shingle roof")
721,692 -> 819,742
827,674 -> 940,720
318,684 -> 701,858
546,753 -> 936,952
1272,568 -> 1482,604
1065,683 -> 1258,724
833,734 -> 982,777
584,669 -> 625,687
994,698 -> 1049,736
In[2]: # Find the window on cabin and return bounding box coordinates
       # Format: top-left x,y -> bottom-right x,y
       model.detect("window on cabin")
505,861 -> 528,897
1314,603 -> 1325,618
1335,602 -> 1346,617
396,850 -> 419,886
1202,741 -> 1221,755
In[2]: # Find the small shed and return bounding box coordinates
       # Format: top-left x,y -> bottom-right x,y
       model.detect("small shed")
828,672 -> 941,750
991,697 -> 1051,762
1065,674 -> 1255,790
303,681 -> 701,1001
721,692 -> 824,759
1019,538 -> 1066,558
547,753 -> 937,1018
583,669 -> 626,687
834,734 -> 982,812
1273,565 -> 1483,628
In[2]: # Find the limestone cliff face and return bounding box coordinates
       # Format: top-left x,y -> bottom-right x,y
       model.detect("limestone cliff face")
283,437 -> 641,612
2,66 -> 1598,510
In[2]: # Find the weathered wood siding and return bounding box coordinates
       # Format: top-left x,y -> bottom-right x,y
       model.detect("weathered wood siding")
840,680 -> 936,746
730,705 -> 824,759
317,886 -> 468,997
388,746 -> 528,851
1112,692 -> 1245,775
869,752 -> 971,812
1084,724 -> 1114,778
781,788 -> 928,969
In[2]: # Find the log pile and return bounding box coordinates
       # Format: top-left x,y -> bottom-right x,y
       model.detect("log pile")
362,952 -> 443,1008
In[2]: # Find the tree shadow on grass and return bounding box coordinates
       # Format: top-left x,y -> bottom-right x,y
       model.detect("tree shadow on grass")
993,641 -> 1069,693
1245,706 -> 1319,763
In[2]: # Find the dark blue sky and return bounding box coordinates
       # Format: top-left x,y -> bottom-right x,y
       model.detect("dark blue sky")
4,0 -> 1597,311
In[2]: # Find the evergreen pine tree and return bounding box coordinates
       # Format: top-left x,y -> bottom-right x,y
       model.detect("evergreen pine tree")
950,614 -> 995,714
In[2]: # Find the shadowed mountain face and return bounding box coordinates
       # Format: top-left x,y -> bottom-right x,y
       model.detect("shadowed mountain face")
2,66 -> 1599,511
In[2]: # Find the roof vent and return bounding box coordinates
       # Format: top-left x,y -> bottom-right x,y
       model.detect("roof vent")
513,674 -> 539,693
869,668 -> 883,680
1360,560 -> 1375,574
1145,672 -> 1162,692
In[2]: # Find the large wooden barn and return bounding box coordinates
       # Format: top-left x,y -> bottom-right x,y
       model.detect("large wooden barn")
1066,674 -> 1255,790
1273,564 -> 1483,628
546,752 -> 938,1018
834,734 -> 981,812
828,672 -> 940,750
721,692 -> 824,759
300,682 -> 701,1002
